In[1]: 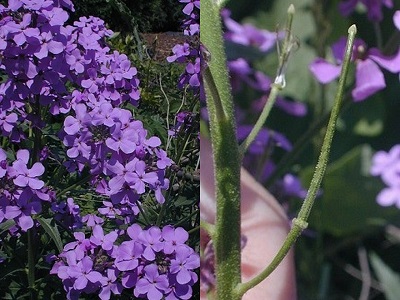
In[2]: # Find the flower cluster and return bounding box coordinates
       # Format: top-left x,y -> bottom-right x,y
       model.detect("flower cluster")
61,100 -> 172,210
0,0 -> 140,135
0,0 -> 200,298
51,224 -> 199,300
0,148 -> 54,232
167,0 -> 200,92
0,0 -> 173,223
371,145 -> 400,208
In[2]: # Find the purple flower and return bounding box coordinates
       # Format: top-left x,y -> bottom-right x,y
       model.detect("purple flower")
99,268 -> 123,300
180,0 -> 200,16
41,6 -> 69,26
82,214 -> 104,227
5,196 -> 41,231
222,9 -> 278,52
270,173 -> 308,201
89,225 -> 118,251
395,10 -> 400,30
129,160 -> 159,195
169,245 -> 200,285
33,31 -> 65,59
67,256 -> 105,290
106,158 -> 137,193
138,226 -> 164,261
161,226 -> 189,255
374,186 -> 400,208
371,145 -> 400,186
339,0 -> 393,22
309,37 -> 400,101
105,126 -> 137,154
134,264 -> 170,300
237,126 -> 292,155
114,240 -> 143,271
8,149 -> 45,189
371,145 -> 400,208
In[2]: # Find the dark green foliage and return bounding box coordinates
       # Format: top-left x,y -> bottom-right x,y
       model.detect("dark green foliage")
72,0 -> 183,33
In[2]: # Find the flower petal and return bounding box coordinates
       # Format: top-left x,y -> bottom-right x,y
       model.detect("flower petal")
352,59 -> 385,101
309,58 -> 341,84
369,48 -> 400,73
394,10 -> 400,30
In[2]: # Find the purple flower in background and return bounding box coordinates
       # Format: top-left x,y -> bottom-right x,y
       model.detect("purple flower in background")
270,173 -> 308,202
167,0 -> 200,92
309,37 -> 400,101
339,0 -> 393,22
395,10 -> 400,29
371,145 -> 400,207
237,126 -> 292,155
221,9 -> 278,52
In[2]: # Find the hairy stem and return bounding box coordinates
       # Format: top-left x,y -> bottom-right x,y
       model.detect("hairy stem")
236,24 -> 357,297
201,0 -> 241,298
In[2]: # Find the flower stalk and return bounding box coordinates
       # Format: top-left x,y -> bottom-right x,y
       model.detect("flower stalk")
239,5 -> 296,157
201,0 -> 242,298
235,24 -> 357,297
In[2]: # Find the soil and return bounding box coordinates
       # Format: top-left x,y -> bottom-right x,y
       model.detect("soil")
141,32 -> 195,62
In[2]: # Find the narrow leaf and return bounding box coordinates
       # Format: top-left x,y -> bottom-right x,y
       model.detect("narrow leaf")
370,252 -> 400,300
0,219 -> 15,235
37,217 -> 63,253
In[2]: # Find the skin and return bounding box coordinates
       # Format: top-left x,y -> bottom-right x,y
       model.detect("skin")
200,137 -> 297,299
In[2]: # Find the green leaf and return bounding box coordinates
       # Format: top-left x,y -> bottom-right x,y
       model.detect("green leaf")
370,252 -> 400,300
0,219 -> 15,235
37,217 -> 63,253
301,145 -> 399,236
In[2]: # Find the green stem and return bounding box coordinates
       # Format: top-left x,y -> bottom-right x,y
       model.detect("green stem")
27,229 -> 36,299
235,24 -> 357,298
239,5 -> 295,157
201,0 -> 242,299
56,174 -> 92,197
137,196 -> 152,225
200,220 -> 215,238
265,96 -> 351,188
239,84 -> 281,156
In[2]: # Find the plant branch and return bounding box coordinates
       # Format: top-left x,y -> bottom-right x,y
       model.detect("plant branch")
235,24 -> 357,297
239,5 -> 295,157
201,0 -> 242,298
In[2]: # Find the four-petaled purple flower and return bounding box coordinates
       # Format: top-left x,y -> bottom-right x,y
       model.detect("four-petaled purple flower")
309,37 -> 400,101
8,149 -> 45,189
67,256 -> 105,290
134,264 -> 170,300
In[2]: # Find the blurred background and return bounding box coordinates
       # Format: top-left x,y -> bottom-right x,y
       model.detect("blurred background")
219,0 -> 400,299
